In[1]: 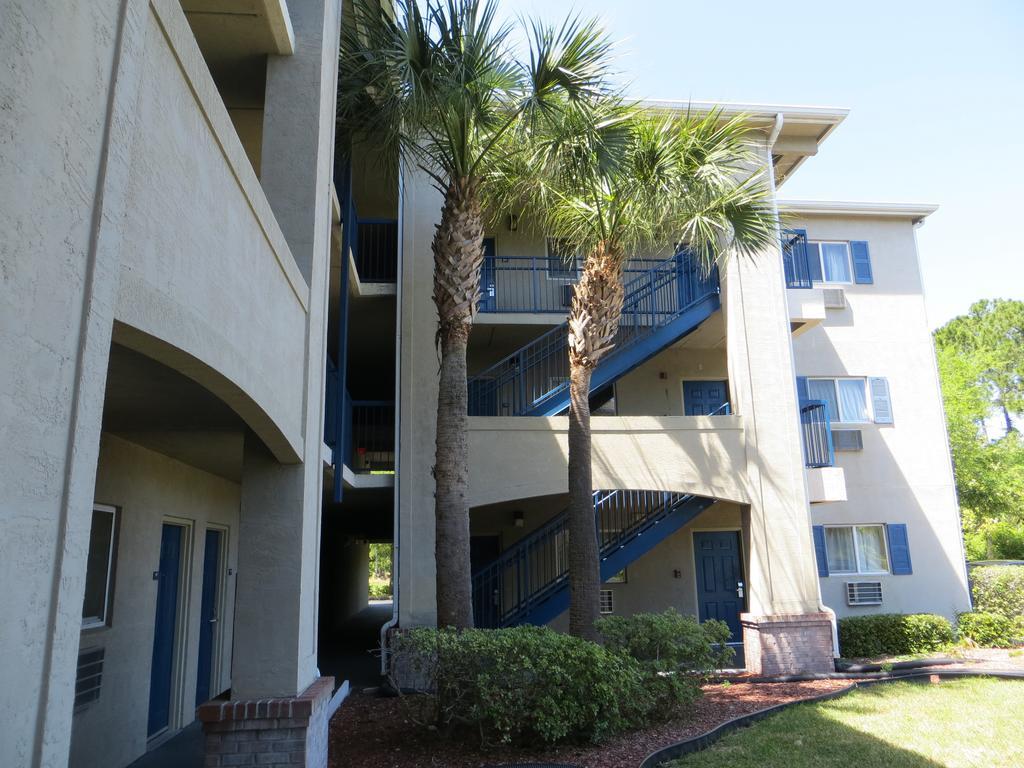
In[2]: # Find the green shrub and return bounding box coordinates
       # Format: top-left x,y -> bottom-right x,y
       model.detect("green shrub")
390,624 -> 698,746
970,565 -> 1024,620
838,613 -> 953,658
958,612 -> 1016,647
596,608 -> 734,673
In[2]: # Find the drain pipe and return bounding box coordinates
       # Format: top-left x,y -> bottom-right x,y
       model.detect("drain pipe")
766,111 -> 840,660
379,165 -> 406,676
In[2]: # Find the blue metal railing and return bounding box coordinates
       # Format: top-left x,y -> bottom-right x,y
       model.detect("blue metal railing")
355,218 -> 398,283
349,400 -> 394,472
472,489 -> 697,628
478,256 -> 673,314
800,399 -> 834,468
782,229 -> 813,289
468,250 -> 719,416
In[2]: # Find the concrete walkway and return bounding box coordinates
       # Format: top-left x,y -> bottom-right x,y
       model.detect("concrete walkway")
318,600 -> 392,690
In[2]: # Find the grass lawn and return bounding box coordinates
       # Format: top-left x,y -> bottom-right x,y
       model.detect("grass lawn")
666,677 -> 1024,768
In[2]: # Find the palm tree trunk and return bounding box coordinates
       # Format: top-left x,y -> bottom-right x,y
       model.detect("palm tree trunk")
432,180 -> 484,629
568,364 -> 600,640
566,244 -> 624,641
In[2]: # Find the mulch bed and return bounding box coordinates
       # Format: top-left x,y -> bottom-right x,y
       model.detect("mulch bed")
328,679 -> 851,768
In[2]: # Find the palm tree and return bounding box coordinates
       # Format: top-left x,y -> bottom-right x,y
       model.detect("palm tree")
337,0 -> 615,628
496,104 -> 779,639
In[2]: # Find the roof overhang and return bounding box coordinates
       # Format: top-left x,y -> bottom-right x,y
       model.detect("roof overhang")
779,199 -> 939,226
182,0 -> 295,66
641,100 -> 849,187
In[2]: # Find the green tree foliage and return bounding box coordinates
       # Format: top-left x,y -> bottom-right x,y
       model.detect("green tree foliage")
934,300 -> 1024,560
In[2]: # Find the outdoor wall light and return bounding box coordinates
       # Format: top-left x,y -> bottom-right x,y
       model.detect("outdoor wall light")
673,569 -> 682,579
514,510 -> 525,528
508,213 -> 519,231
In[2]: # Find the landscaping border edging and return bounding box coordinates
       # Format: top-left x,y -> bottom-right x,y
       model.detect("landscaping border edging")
638,669 -> 1024,768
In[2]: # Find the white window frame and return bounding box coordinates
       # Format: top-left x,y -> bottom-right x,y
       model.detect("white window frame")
812,240 -> 853,285
807,376 -> 872,425
82,504 -> 118,630
545,237 -> 579,281
824,524 -> 890,576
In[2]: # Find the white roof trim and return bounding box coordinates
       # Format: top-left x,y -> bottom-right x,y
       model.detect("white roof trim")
779,199 -> 939,223
640,100 -> 849,124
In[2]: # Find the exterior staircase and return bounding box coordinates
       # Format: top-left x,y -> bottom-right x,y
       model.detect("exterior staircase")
467,250 -> 720,416
472,490 -> 715,628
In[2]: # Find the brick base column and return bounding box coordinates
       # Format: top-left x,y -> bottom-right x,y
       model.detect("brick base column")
198,676 -> 334,767
741,613 -> 834,675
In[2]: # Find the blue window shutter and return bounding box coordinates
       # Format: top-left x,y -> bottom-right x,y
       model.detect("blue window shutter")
806,242 -> 822,282
887,524 -> 913,575
813,526 -> 829,577
869,377 -> 894,424
851,241 -> 873,284
796,376 -> 810,403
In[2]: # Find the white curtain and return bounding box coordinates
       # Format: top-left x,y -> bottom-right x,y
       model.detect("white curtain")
825,527 -> 856,572
838,379 -> 869,422
857,526 -> 889,572
808,379 -> 839,422
821,243 -> 851,282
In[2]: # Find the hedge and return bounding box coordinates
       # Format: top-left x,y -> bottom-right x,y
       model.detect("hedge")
957,611 -> 1017,647
389,615 -> 727,747
838,613 -> 953,658
970,565 -> 1024,620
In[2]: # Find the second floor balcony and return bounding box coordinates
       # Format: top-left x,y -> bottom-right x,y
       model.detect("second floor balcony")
799,398 -> 847,503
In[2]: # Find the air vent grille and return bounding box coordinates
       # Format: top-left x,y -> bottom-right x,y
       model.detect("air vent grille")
833,429 -> 864,451
75,647 -> 105,710
846,581 -> 883,606
823,288 -> 847,309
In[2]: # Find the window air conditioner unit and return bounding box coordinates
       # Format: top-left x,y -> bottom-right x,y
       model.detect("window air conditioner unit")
823,288 -> 846,309
846,581 -> 883,606
832,429 -> 864,451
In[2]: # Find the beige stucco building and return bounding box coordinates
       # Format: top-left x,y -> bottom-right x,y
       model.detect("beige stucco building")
0,2 -> 970,767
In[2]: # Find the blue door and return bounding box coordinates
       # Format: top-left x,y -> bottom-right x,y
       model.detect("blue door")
149,524 -> 184,737
479,237 -> 497,311
694,531 -> 744,644
195,528 -> 222,706
683,380 -> 729,415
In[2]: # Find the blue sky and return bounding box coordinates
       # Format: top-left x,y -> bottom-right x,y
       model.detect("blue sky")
498,0 -> 1024,328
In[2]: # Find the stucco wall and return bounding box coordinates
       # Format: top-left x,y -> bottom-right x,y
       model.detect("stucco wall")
790,214 -> 971,619
615,347 -> 728,416
114,1 -> 309,463
468,415 -> 750,507
70,435 -> 240,768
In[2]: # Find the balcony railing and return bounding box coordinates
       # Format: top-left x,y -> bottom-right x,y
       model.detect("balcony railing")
324,363 -> 395,474
350,215 -> 398,283
782,230 -> 813,289
478,255 -> 678,314
800,399 -> 834,468
350,400 -> 395,473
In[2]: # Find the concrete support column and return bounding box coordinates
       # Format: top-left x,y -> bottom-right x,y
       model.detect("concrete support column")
0,1 -> 148,765
723,142 -> 831,673
395,168 -> 443,627
230,0 -> 341,703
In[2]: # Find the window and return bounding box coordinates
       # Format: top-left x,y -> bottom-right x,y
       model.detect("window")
807,377 -> 870,423
599,589 -> 615,614
825,525 -> 889,575
812,241 -> 852,283
545,238 -> 578,279
82,505 -> 118,629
